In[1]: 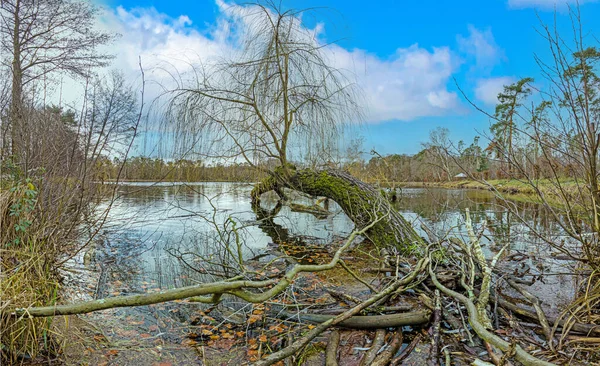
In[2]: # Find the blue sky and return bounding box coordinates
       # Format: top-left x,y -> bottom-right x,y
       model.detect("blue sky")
96,0 -> 600,155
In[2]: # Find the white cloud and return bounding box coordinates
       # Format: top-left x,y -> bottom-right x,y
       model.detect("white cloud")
507,0 -> 597,9
474,76 -> 516,105
93,2 -> 461,123
457,25 -> 504,71
328,44 -> 460,122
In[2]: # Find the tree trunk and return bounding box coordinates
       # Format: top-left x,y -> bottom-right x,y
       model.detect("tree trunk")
10,0 -> 24,161
251,167 -> 425,253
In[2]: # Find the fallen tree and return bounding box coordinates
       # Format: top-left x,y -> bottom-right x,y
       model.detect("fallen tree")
252,166 -> 425,253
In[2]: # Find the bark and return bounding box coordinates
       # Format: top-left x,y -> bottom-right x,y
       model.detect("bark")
325,330 -> 340,366
252,167 -> 425,253
275,310 -> 430,329
360,329 -> 386,366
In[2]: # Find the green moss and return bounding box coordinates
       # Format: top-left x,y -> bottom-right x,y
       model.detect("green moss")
296,341 -> 326,365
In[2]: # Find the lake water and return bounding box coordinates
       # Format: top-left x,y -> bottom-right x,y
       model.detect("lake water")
66,181 -> 579,361
86,182 -> 578,308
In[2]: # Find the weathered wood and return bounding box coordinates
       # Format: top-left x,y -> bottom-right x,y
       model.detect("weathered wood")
275,310 -> 430,329
325,330 -> 340,366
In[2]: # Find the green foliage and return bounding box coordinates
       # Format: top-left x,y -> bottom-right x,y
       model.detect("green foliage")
490,77 -> 534,156
6,179 -> 38,246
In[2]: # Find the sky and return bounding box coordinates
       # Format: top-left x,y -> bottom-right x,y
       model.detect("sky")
93,0 -> 600,156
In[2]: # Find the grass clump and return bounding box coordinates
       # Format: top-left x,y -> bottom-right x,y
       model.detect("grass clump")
0,166 -> 88,364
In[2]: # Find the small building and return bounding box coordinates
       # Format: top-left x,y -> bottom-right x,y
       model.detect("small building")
454,173 -> 467,180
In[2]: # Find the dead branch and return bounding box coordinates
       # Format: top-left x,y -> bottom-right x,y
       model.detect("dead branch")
253,257 -> 429,366
506,279 -> 555,351
325,330 -> 340,366
360,329 -> 386,366
427,289 -> 442,366
391,333 -> 422,366
428,259 -> 556,366
371,331 -> 403,366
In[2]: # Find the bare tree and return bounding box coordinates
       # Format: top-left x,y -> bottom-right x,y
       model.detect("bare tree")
164,2 -> 423,252
422,127 -> 455,181
0,0 -> 114,164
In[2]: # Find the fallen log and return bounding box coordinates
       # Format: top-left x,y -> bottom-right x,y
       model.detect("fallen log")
275,310 -> 431,329
252,167 -> 426,253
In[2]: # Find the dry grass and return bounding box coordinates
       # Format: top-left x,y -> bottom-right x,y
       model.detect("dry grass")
0,180 -> 64,363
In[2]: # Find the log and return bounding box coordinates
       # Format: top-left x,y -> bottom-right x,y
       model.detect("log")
275,310 -> 430,329
252,167 -> 425,253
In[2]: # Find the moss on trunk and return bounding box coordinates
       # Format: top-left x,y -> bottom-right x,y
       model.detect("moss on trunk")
252,167 -> 425,253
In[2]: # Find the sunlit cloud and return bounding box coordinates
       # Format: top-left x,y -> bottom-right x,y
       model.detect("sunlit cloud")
96,2 -> 464,123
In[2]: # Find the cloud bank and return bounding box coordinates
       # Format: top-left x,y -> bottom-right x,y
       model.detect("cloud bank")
98,2 -> 465,123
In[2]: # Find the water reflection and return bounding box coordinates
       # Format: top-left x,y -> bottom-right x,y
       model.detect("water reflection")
92,183 -> 578,315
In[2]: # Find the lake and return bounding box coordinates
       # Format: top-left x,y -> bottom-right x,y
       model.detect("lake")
63,182 -> 579,363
